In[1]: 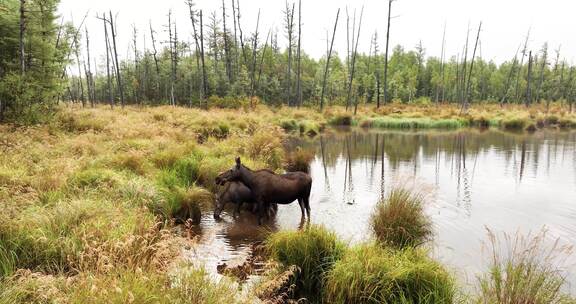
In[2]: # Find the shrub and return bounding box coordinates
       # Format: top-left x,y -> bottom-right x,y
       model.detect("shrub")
68,168 -> 119,190
266,225 -> 346,299
371,188 -> 432,249
330,114 -> 354,126
113,151 -> 148,175
501,117 -> 529,130
56,111 -> 106,132
158,186 -> 211,224
284,148 -> 314,173
476,229 -> 573,304
325,244 -> 456,304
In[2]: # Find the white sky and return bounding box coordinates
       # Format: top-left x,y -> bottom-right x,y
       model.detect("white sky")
58,0 -> 576,68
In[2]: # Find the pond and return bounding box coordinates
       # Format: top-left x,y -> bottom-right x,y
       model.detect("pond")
186,128 -> 576,292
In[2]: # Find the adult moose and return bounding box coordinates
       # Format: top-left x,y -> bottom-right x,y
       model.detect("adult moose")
216,157 -> 312,225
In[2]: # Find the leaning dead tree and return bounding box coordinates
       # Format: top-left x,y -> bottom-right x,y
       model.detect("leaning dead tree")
462,21 -> 481,113
199,10 -> 208,109
221,0 -> 232,82
435,22 -> 447,104
382,0 -> 395,106
249,9 -> 261,101
320,8 -> 340,110
525,50 -> 533,107
186,1 -> 205,104
347,7 -> 364,114
101,13 -> 113,108
105,11 -> 124,108
284,1 -> 295,106
514,28 -> 530,102
85,26 -> 95,106
295,0 -> 303,107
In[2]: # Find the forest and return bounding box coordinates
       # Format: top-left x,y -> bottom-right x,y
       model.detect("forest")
2,0 -> 576,124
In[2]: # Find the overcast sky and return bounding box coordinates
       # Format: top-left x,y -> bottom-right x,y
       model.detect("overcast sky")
58,0 -> 576,70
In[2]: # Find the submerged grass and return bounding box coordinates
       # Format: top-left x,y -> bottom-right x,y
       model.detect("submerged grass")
371,188 -> 433,249
325,244 -> 456,304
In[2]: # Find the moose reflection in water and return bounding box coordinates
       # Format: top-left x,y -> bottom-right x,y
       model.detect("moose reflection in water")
215,157 -> 313,225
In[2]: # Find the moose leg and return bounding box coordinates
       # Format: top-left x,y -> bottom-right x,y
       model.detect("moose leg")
234,202 -> 242,217
304,196 -> 311,218
257,199 -> 266,226
297,198 -> 305,217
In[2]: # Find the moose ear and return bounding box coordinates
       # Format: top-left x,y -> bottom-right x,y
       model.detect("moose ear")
235,157 -> 241,166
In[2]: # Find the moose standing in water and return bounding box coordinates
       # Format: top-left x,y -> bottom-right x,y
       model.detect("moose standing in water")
215,157 -> 312,225
213,181 -> 278,219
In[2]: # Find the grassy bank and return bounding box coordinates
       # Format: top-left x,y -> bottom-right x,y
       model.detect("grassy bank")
1,104 -> 575,303
326,103 -> 576,131
0,105 -> 309,303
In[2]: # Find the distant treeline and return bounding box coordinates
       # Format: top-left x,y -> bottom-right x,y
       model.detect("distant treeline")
1,0 -> 575,123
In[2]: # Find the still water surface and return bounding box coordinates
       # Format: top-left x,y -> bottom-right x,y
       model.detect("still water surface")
187,129 -> 576,291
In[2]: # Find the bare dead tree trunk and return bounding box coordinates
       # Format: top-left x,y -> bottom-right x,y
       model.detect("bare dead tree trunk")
535,43 -> 548,103
132,25 -> 140,105
168,10 -> 176,106
102,14 -> 113,108
186,2 -> 203,104
109,11 -> 125,108
85,27 -> 96,106
199,10 -> 209,109
462,22 -> 481,112
514,29 -> 530,102
436,22 -> 446,104
500,46 -> 520,106
460,23 -> 470,106
320,8 -> 340,110
149,22 -> 160,104
525,51 -> 533,107
295,0 -> 302,107
236,0 -> 248,67
256,30 -> 271,96
373,32 -> 381,108
249,10 -> 261,102
222,0 -> 232,82
285,1 -> 295,106
73,34 -> 85,107
382,0 -> 394,106
231,0 -> 239,77
352,7 -> 364,115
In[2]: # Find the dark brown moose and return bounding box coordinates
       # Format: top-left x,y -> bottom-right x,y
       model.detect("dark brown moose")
215,157 -> 312,225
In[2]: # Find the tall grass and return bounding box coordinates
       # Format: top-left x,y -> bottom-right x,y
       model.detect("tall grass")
265,225 -> 346,299
371,188 -> 433,249
325,244 -> 456,304
284,147 -> 314,173
363,117 -> 469,129
476,228 -> 574,304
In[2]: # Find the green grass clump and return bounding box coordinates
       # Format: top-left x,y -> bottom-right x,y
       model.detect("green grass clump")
476,229 -> 574,304
266,225 -> 346,298
371,188 -> 432,249
366,117 -> 468,129
68,167 -> 120,190
325,244 -> 456,304
284,148 -> 314,173
156,167 -> 211,223
329,114 -> 355,126
501,116 -> 529,130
